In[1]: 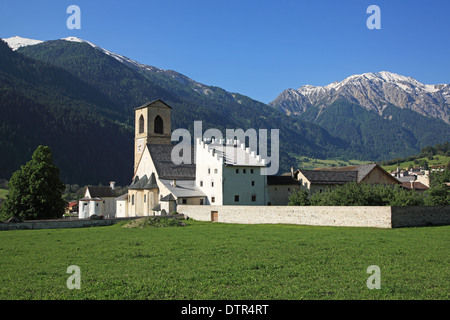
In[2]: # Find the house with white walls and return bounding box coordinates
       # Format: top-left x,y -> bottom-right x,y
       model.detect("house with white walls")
79,181 -> 117,218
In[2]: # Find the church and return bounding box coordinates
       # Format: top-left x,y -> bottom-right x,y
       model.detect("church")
115,99 -> 300,218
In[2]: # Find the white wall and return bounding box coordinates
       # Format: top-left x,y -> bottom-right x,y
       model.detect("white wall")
223,166 -> 266,205
178,205 -> 393,228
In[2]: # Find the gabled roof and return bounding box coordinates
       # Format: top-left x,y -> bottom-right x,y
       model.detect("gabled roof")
267,175 -> 300,185
134,99 -> 172,110
147,144 -> 196,180
129,173 -> 158,190
86,186 -> 116,198
160,194 -> 176,202
299,170 -> 358,185
314,163 -> 399,184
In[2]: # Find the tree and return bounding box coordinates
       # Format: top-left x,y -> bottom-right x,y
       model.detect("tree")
288,188 -> 311,206
0,146 -> 66,220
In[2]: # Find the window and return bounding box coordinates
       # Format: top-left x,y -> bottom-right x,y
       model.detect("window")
211,197 -> 215,203
200,181 -> 203,187
251,181 -> 255,186
182,199 -> 187,204
144,194 -> 146,203
251,169 -> 254,174
200,199 -> 204,205
154,115 -> 164,134
139,115 -> 144,134
214,168 -> 218,174
243,169 -> 246,174
211,181 -> 214,187
234,195 -> 239,202
208,168 -> 211,174
251,194 -> 256,202
236,169 -> 239,174
132,195 -> 135,205
288,188 -> 291,191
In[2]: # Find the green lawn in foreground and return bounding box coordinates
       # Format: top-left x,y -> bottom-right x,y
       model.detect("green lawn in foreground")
0,220 -> 448,300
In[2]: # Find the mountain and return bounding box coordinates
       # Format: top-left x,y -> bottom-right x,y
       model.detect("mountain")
270,71 -> 450,124
270,71 -> 450,159
0,36 -> 354,185
0,39 -> 134,185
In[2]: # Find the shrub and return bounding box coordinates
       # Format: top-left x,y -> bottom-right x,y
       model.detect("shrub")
288,188 -> 310,206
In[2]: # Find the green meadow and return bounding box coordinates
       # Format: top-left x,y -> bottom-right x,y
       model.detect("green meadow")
0,219 -> 448,300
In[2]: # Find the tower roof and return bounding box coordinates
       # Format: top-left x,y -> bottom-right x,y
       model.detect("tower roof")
134,99 -> 172,110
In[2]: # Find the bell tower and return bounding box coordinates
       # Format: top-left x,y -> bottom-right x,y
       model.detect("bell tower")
134,99 -> 172,171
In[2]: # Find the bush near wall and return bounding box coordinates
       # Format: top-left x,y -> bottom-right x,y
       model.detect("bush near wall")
289,181 -> 449,206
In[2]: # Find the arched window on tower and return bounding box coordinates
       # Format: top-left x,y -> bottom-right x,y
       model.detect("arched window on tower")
139,115 -> 144,134
154,115 -> 164,134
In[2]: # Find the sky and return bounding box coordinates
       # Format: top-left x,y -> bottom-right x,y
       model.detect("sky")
1,0 -> 449,104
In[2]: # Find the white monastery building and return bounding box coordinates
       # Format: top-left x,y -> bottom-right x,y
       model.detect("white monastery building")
116,99 -> 299,218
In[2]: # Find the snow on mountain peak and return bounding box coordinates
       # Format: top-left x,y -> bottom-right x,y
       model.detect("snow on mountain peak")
3,36 -> 43,51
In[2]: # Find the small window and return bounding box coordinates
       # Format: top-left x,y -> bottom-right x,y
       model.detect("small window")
139,115 -> 144,134
251,169 -> 254,174
251,181 -> 255,186
288,188 -> 291,191
211,197 -> 215,203
200,199 -> 204,205
251,194 -> 256,202
208,168 -> 211,174
132,195 -> 135,205
234,195 -> 239,202
182,199 -> 187,204
200,181 -> 203,187
243,169 -> 246,174
211,181 -> 214,187
154,115 -> 163,134
144,194 -> 146,203
214,168 -> 218,174
236,169 -> 239,174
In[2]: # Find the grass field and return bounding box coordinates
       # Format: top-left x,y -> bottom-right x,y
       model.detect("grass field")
290,156 -> 371,170
382,155 -> 450,172
0,219 -> 448,300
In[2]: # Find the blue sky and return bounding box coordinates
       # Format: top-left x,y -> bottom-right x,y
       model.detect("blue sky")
1,0 -> 449,104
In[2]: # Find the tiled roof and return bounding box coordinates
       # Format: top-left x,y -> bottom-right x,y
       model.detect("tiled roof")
86,186 -> 116,198
300,170 -> 358,184
129,173 -> 158,190
159,179 -> 206,198
267,175 -> 300,185
148,144 -> 196,180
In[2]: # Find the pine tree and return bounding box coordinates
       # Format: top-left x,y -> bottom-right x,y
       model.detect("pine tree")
0,145 -> 66,220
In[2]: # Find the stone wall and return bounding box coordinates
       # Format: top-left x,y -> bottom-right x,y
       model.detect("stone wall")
391,205 -> 450,228
0,217 -> 141,231
177,205 -> 450,229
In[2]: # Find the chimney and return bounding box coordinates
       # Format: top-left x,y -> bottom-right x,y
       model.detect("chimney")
109,181 -> 115,190
171,179 -> 177,187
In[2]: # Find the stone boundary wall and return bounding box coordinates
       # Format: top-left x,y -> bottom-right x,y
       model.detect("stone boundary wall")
0,215 -> 184,231
177,205 -> 450,228
391,205 -> 450,228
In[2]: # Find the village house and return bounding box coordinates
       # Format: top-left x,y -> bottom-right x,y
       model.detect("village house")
292,163 -> 400,194
78,182 -> 117,218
